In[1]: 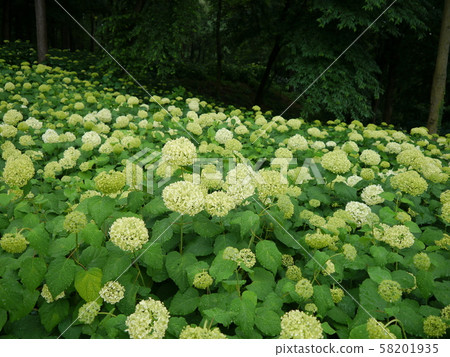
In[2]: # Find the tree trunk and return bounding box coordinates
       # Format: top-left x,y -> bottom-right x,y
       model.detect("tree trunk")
254,37 -> 282,104
35,0 -> 48,63
215,0 -> 223,88
90,15 -> 95,52
2,0 -> 11,41
427,0 -> 450,134
382,61 -> 397,124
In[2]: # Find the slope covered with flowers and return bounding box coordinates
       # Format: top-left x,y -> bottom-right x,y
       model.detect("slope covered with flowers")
0,42 -> 449,339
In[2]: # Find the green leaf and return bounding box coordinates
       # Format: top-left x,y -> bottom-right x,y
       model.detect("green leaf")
420,227 -> 443,245
359,278 -> 387,320
434,281 -> 450,305
247,267 -> 275,300
379,207 -> 397,225
333,182 -> 357,201
165,251 -> 197,291
313,285 -> 334,316
193,214 -> 224,238
394,300 -> 424,337
416,271 -> 434,299
404,221 -> 421,234
322,321 -> 336,335
209,252 -> 238,283
0,278 -> 39,322
255,240 -> 282,274
167,317 -> 187,338
203,308 -> 236,327
379,192 -> 396,201
80,223 -> 105,247
349,324 -> 369,338
391,270 -> 415,289
273,225 -> 299,248
169,287 -> 199,315
19,256 -> 47,290
370,246 -> 388,266
74,268 -> 103,301
143,196 -> 169,216
25,223 -> 50,256
368,266 -> 392,284
151,218 -> 174,243
87,196 -> 115,226
141,243 -> 163,270
0,309 -> 6,331
39,300 -> 69,332
126,191 -> 145,212
230,210 -> 260,238
255,307 -> 281,336
46,257 -> 77,296
230,291 -> 257,336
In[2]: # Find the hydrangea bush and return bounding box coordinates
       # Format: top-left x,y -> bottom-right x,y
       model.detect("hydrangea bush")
0,41 -> 449,339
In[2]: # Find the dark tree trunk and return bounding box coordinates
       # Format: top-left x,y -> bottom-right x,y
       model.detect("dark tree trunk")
90,15 -> 95,52
254,37 -> 282,104
382,61 -> 397,124
61,24 -> 71,49
427,0 -> 450,134
215,0 -> 223,88
35,0 -> 48,63
2,0 -> 11,41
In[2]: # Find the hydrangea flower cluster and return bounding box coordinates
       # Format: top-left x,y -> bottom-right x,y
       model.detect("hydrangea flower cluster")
280,310 -> 323,339
161,137 -> 197,166
125,298 -> 170,339
78,301 -> 101,324
94,170 -> 126,194
366,318 -> 396,339
193,271 -> 213,289
109,217 -> 149,252
179,325 -> 226,339
378,280 -> 402,303
99,281 -> 125,304
0,232 -> 29,253
2,153 -> 35,188
63,211 -> 87,233
361,184 -> 384,206
162,181 -> 205,216
320,150 -> 352,174
295,278 -> 314,299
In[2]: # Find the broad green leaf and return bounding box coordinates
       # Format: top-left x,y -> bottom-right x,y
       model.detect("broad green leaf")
255,307 -> 281,336
39,300 -> 69,332
368,266 -> 392,284
209,252 -> 238,283
349,324 -> 369,338
313,285 -> 334,316
370,246 -> 388,266
247,267 -> 275,300
74,267 -> 103,301
19,256 -> 47,290
151,218 -> 174,243
379,192 -> 396,201
25,223 -> 50,256
255,240 -> 282,274
169,287 -> 199,315
167,317 -> 187,338
46,257 -> 77,296
333,182 -> 357,201
87,196 -> 115,226
230,210 -> 260,238
391,270 -> 415,289
379,207 -> 397,225
416,271 -> 434,300
0,309 -> 6,331
143,196 -> 169,216
141,243 -> 163,270
165,251 -> 197,291
80,223 -> 105,247
193,214 -> 224,238
230,291 -> 257,335
203,308 -> 236,327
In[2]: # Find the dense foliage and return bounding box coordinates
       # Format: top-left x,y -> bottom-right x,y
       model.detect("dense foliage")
0,42 -> 449,339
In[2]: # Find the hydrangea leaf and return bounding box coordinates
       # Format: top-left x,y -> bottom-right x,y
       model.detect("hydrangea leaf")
39,299 -> 69,332
46,257 -> 77,297
255,240 -> 282,274
19,256 -> 47,290
74,267 -> 103,302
